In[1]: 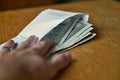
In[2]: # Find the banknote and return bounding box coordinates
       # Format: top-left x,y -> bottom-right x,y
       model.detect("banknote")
43,19 -> 95,57
46,33 -> 96,57
48,21 -> 92,52
41,15 -> 81,45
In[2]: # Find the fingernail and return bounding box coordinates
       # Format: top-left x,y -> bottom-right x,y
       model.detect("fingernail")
64,53 -> 72,60
28,35 -> 38,45
8,40 -> 15,44
43,39 -> 54,44
30,35 -> 37,38
30,35 -> 38,41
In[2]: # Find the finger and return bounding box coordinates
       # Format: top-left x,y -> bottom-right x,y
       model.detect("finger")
30,40 -> 54,56
17,35 -> 38,50
1,40 -> 15,53
49,52 -> 72,73
12,43 -> 18,49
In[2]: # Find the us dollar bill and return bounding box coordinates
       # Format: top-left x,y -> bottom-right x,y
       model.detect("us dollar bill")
40,15 -> 95,58
46,33 -> 96,58
41,15 -> 81,45
48,21 -> 93,54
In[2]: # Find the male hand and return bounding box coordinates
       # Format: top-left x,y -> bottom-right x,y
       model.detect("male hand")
0,35 -> 72,80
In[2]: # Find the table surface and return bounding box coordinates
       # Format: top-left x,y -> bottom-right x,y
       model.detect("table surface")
0,0 -> 120,80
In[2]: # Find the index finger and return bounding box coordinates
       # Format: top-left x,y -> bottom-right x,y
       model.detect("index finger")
29,40 -> 54,56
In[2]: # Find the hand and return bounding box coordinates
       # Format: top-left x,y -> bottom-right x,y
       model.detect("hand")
0,36 -> 72,80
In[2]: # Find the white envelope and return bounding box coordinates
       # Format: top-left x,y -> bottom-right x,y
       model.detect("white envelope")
0,9 -> 89,50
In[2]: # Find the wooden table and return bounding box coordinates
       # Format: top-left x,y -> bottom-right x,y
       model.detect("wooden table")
0,0 -> 120,80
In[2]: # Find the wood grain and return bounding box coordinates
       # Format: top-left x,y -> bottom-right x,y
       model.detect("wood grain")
0,0 -> 120,80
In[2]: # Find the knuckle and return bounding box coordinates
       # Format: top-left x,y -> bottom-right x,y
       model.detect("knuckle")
39,41 -> 47,46
32,47 -> 40,53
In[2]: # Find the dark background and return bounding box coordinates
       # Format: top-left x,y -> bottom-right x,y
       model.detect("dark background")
0,0 -> 83,11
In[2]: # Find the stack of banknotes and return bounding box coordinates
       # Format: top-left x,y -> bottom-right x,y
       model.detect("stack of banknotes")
0,9 -> 96,57
41,15 -> 96,57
